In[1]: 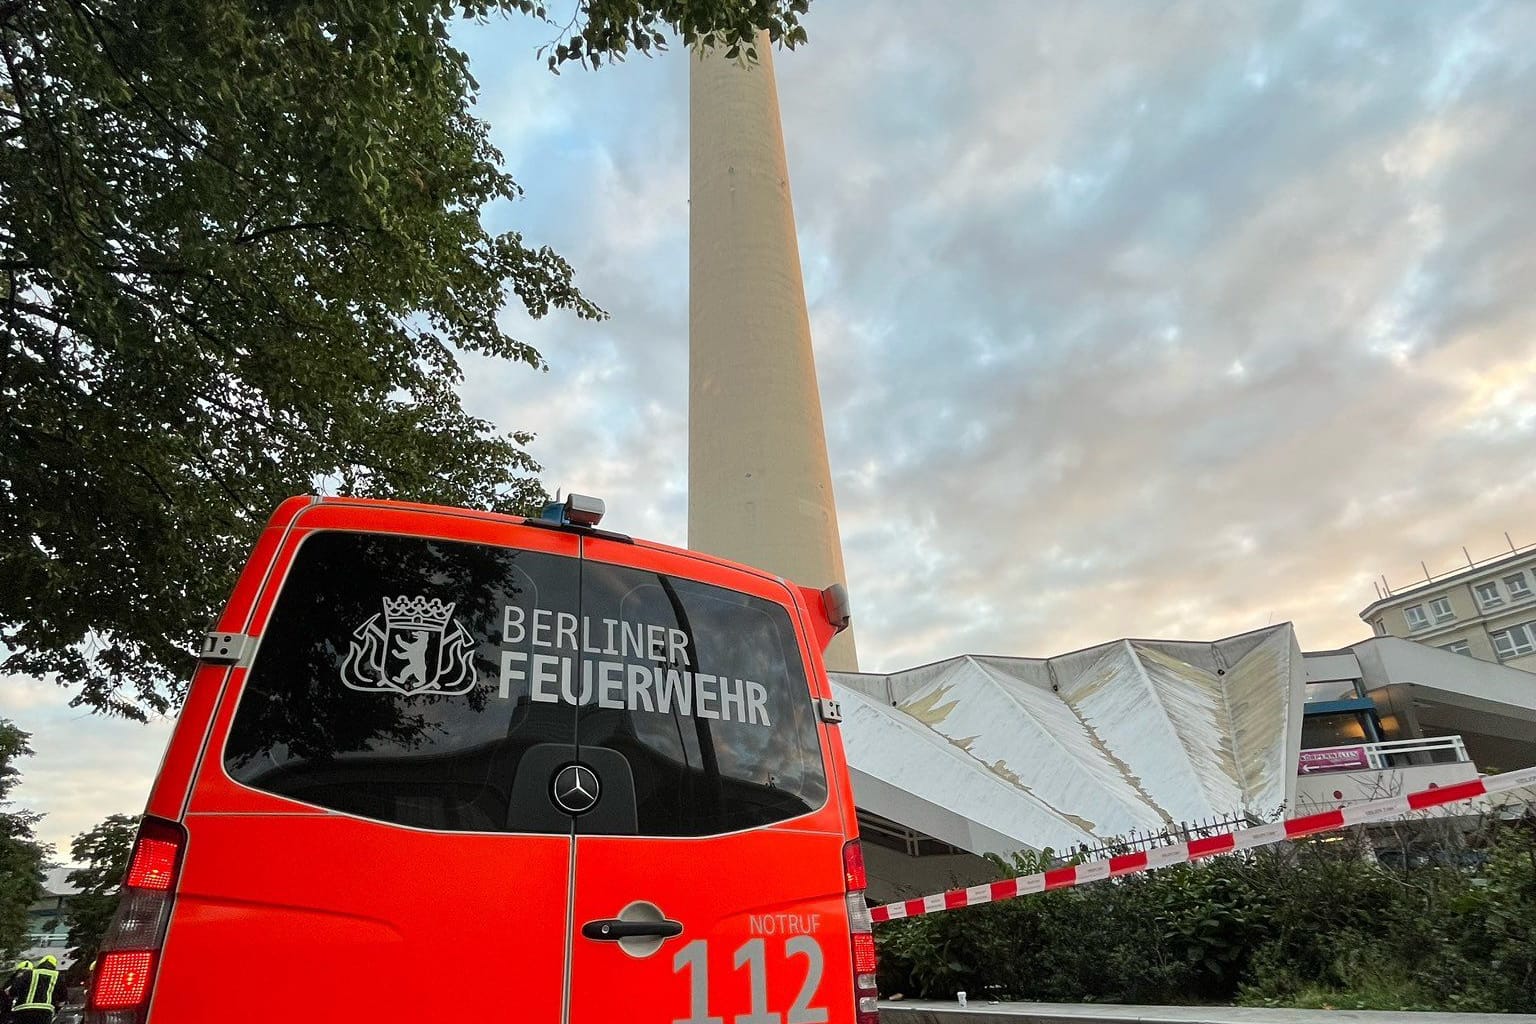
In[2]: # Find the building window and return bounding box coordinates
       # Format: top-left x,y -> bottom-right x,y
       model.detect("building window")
1373,618 -> 1386,636
1404,605 -> 1429,631
1305,679 -> 1361,703
1475,581 -> 1504,608
1438,640 -> 1472,656
1429,596 -> 1454,623
1491,622 -> 1536,659
1300,711 -> 1373,749
1506,573 -> 1532,600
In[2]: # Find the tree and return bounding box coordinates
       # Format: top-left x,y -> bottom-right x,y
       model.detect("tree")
0,719 -> 50,958
0,0 -> 815,718
65,813 -> 138,980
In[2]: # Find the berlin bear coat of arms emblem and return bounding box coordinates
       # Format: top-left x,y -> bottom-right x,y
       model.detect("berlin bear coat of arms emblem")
340,595 -> 476,695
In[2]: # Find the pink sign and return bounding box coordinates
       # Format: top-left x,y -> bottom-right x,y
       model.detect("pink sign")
1299,746 -> 1369,773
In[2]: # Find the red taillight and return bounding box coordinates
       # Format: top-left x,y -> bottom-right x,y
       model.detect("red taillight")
124,838 -> 178,891
844,839 -> 880,1023
86,816 -> 185,1024
92,952 -> 155,1010
843,837 -> 867,891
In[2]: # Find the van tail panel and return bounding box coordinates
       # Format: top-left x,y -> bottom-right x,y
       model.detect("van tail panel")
784,584 -> 862,851
568,534 -> 859,1022
567,828 -> 854,1024
144,496 -> 313,822
143,662 -> 239,823
843,840 -> 880,1022
150,815 -> 572,1024
796,584 -> 845,654
315,493 -> 530,524
132,495 -> 872,1023
84,815 -> 187,1023
163,505 -> 584,1022
213,495 -> 315,633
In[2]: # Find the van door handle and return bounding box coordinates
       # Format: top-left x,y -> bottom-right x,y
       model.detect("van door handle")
582,918 -> 683,941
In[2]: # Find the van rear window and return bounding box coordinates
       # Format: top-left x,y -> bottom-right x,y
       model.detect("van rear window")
223,531 -> 828,836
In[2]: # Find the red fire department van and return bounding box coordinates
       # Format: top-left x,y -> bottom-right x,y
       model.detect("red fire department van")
85,494 -> 878,1024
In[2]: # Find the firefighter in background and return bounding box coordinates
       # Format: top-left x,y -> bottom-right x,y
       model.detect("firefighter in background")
0,959 -> 23,1022
5,955 -> 59,1023
0,960 -> 32,1022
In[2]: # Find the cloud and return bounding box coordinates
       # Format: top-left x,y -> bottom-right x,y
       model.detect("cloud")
15,1 -> 1536,841
449,2 -> 1536,672
759,0 -> 1536,667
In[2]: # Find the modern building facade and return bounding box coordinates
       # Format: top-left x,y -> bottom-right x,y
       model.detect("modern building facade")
1297,637 -> 1536,811
16,866 -> 75,967
1360,542 -> 1536,671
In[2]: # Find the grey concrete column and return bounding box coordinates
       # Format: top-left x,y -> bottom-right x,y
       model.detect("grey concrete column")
688,32 -> 858,670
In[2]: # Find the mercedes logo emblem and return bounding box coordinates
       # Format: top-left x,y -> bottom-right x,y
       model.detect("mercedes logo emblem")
552,763 -> 601,815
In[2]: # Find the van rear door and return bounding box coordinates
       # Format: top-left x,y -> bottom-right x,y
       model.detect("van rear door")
156,505 -> 582,1022
565,535 -> 855,1024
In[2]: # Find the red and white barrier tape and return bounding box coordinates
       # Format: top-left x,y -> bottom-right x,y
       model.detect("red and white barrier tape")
869,765 -> 1536,924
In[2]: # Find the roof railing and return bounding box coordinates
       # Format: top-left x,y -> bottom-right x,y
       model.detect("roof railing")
1302,736 -> 1469,770
1373,536 -> 1534,601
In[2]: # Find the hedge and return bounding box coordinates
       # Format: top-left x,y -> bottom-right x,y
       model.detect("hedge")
874,811 -> 1536,1012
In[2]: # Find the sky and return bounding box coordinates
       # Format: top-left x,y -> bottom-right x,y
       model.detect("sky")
7,0 -> 1536,861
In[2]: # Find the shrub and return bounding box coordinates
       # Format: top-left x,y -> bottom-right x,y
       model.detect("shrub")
874,809 -> 1536,1012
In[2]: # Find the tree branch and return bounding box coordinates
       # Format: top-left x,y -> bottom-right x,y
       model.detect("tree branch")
232,220 -> 346,245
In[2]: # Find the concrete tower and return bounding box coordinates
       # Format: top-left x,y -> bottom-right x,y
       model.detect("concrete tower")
688,35 -> 858,670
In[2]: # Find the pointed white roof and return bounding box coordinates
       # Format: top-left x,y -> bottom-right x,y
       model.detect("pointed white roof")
832,624 -> 1304,857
